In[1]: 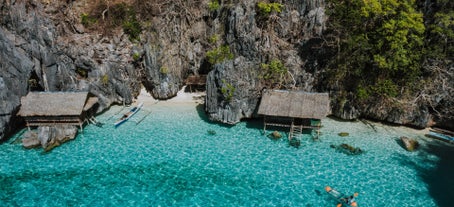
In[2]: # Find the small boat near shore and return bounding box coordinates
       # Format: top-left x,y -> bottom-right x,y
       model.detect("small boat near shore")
114,102 -> 144,127
426,128 -> 454,144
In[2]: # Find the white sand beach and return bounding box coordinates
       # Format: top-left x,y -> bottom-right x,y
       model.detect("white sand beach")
136,86 -> 205,106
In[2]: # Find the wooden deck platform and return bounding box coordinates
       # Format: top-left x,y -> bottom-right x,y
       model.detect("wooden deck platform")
263,116 -> 321,140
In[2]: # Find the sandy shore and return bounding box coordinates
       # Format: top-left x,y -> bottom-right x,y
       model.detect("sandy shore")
136,86 -> 205,106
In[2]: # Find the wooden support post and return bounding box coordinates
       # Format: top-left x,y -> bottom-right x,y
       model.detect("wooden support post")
263,116 -> 267,135
79,122 -> 83,133
288,118 -> 294,141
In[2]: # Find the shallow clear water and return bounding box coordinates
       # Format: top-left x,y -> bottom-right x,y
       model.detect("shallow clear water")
1,102 -> 453,207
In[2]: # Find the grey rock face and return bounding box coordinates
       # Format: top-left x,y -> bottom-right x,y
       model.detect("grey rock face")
206,58 -> 261,124
37,126 -> 78,150
142,36 -> 181,99
360,98 -> 432,129
331,92 -> 433,129
38,126 -> 53,149
22,130 -> 40,149
330,93 -> 361,120
140,3 -> 210,99
0,26 -> 34,141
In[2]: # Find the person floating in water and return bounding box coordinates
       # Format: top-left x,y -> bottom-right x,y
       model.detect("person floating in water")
338,192 -> 359,207
325,186 -> 359,207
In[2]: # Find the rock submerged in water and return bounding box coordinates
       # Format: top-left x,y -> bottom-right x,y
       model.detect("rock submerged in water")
22,131 -> 40,149
22,126 -> 78,151
400,136 -> 419,152
268,131 -> 282,139
289,138 -> 301,148
338,132 -> 349,137
207,130 -> 216,135
330,143 -> 364,155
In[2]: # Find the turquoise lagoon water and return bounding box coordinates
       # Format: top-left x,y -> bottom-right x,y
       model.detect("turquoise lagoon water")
1,102 -> 453,207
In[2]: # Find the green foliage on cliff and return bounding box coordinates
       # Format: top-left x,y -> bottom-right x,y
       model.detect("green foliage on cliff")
80,2 -> 141,41
261,59 -> 287,79
122,19 -> 142,41
75,68 -> 88,79
81,13 -> 97,27
424,0 -> 454,60
132,52 -> 141,61
160,66 -> 169,74
260,59 -> 288,89
257,2 -> 283,15
221,79 -> 235,102
110,3 -> 141,41
206,45 -> 234,65
209,34 -> 219,44
326,0 -> 425,99
208,0 -> 221,11
101,74 -> 109,86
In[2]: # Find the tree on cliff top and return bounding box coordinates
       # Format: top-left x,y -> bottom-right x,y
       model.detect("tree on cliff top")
419,0 -> 454,120
325,0 -> 425,100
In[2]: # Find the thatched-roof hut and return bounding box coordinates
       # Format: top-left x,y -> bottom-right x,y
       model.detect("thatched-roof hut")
185,75 -> 207,92
258,90 -> 330,119
17,92 -> 98,130
257,90 -> 330,140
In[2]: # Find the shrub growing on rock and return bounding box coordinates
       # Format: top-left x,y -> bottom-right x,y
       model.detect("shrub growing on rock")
206,45 -> 234,65
257,2 -> 283,15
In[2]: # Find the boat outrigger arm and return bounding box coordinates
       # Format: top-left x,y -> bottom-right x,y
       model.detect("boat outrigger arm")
114,102 -> 144,127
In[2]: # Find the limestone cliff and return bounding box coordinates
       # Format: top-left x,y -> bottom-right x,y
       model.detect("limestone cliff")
0,0 -> 452,141
205,1 -> 325,123
0,0 -> 141,140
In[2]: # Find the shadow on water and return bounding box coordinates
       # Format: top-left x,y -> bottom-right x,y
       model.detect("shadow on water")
420,142 -> 454,207
394,138 -> 407,151
245,119 -> 286,137
395,141 -> 454,207
245,118 -> 264,130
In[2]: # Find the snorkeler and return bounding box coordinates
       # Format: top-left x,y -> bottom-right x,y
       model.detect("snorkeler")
340,192 -> 359,206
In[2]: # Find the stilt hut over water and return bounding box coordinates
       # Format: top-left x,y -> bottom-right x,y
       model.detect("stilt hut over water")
257,90 -> 330,140
17,92 -> 98,131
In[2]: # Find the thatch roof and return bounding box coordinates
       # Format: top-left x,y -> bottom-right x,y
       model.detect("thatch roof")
83,97 -> 99,111
18,92 -> 90,117
257,90 -> 330,119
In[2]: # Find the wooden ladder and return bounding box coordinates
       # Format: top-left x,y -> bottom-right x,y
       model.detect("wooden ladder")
288,122 -> 303,141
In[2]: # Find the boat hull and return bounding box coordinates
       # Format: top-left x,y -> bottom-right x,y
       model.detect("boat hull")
114,103 -> 144,127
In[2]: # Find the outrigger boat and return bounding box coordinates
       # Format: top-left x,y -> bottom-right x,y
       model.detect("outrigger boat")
426,128 -> 454,144
114,102 -> 144,127
325,186 -> 359,207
